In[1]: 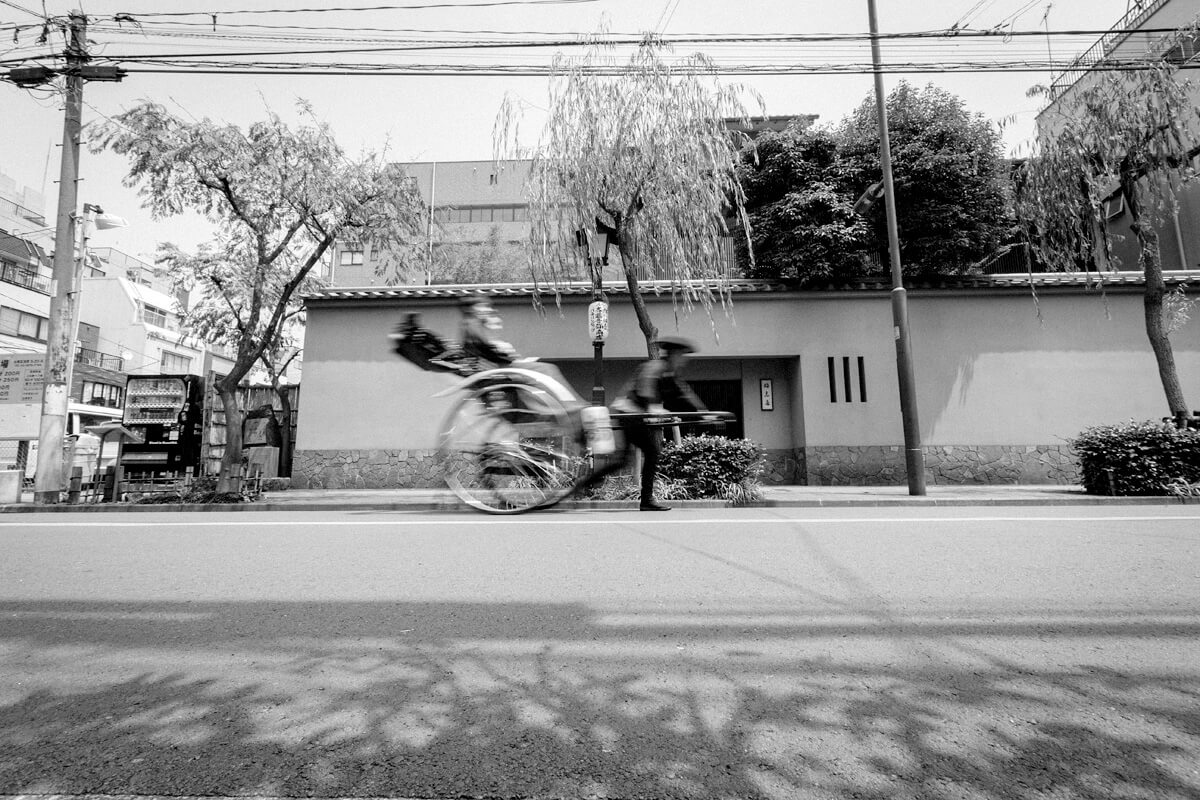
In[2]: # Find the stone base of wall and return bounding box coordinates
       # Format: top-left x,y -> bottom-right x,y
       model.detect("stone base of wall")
806,444 -> 1079,486
295,444 -> 1078,489
761,448 -> 804,485
297,447 -> 810,488
293,449 -> 444,489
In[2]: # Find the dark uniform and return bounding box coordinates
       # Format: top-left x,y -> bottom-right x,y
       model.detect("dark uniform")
579,335 -> 704,511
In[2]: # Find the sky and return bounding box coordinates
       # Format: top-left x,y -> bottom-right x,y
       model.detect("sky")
1,0 -> 1137,262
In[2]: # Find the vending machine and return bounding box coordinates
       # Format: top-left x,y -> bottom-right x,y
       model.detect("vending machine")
119,374 -> 205,476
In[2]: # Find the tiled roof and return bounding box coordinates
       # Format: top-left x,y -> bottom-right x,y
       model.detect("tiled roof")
0,232 -> 48,265
305,271 -> 1200,303
307,279 -> 789,302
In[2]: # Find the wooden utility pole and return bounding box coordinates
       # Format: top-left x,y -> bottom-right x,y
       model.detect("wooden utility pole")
33,12 -> 86,504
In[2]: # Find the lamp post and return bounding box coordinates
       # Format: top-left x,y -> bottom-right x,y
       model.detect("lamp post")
69,203 -> 127,380
577,224 -> 612,405
866,0 -> 926,495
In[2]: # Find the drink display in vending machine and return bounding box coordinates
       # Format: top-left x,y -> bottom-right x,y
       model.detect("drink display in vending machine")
120,375 -> 205,475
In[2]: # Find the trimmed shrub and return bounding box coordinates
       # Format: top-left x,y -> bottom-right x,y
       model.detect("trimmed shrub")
1071,420 -> 1200,495
588,474 -> 691,502
658,435 -> 766,498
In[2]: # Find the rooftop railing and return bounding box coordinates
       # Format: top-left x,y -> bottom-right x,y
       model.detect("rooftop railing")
1047,0 -> 1171,100
74,346 -> 125,371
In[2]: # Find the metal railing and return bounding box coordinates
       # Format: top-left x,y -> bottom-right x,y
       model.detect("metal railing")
74,346 -> 125,371
0,260 -> 52,293
1048,0 -> 1172,100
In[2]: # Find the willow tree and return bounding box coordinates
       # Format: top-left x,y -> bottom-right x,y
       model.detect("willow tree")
496,35 -> 762,355
1018,25 -> 1200,423
91,102 -> 425,492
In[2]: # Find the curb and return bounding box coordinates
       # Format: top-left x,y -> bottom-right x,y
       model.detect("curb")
0,495 -> 1195,513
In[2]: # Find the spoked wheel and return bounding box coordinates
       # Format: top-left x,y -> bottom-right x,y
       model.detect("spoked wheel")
437,380 -> 589,514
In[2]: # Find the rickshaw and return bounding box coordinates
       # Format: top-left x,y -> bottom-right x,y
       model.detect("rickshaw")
389,312 -> 731,514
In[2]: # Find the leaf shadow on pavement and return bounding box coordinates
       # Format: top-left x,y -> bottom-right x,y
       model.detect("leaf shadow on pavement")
2,598 -> 1199,800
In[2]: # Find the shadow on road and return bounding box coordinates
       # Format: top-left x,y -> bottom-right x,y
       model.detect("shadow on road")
2,599 -> 1199,799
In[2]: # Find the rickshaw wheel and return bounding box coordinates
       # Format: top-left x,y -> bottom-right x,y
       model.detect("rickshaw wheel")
436,379 -> 588,514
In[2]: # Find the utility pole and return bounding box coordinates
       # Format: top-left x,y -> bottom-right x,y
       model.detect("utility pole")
33,12 -> 87,504
867,0 -> 926,495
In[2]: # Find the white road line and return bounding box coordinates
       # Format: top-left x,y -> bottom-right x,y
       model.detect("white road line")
1,515 -> 1198,527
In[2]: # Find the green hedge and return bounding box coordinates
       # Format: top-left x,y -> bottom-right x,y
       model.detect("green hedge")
1071,420 -> 1200,495
658,435 -> 766,499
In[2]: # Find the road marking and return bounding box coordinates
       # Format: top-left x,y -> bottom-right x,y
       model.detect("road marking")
1,514 -> 1198,527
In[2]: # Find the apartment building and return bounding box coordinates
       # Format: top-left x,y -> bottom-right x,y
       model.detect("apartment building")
1036,0 -> 1200,271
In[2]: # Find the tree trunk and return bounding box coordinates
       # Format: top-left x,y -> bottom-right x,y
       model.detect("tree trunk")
1127,182 -> 1190,423
215,380 -> 243,495
617,235 -> 659,357
276,383 -> 293,477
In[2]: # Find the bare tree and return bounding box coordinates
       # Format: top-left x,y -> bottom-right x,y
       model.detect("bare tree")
496,34 -> 762,355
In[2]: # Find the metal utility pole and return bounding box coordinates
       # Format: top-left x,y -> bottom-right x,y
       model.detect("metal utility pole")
867,0 -> 926,495
33,12 -> 87,504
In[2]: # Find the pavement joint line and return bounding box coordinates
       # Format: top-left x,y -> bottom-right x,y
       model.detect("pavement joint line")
3,514 -> 1200,527
1,796 -> 441,800
0,495 -> 1195,513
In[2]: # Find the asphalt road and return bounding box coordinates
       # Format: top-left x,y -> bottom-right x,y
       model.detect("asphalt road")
2,506 -> 1199,800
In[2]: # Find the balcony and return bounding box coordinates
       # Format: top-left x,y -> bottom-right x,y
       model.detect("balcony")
74,346 -> 125,372
0,260 -> 51,294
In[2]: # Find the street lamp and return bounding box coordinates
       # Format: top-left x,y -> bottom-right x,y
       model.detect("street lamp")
576,222 -> 612,405
69,203 -> 127,377
32,202 -> 127,503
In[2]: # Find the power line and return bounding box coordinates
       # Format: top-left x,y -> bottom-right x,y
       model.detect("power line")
118,0 -> 600,17
0,0 -> 42,18
2,26 -> 1189,66
94,59 -> 1200,78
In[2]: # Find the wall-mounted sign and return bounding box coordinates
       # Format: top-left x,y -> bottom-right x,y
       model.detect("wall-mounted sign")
0,354 -> 44,405
0,353 -> 45,440
760,378 -> 774,411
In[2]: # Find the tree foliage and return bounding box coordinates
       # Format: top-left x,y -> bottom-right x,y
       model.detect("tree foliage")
736,126 -> 873,283
1016,25 -> 1200,421
840,82 -> 1011,277
738,82 -> 1011,284
90,101 -> 425,489
496,35 -> 762,355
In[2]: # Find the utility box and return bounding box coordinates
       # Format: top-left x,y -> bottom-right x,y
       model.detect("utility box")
0,469 -> 21,504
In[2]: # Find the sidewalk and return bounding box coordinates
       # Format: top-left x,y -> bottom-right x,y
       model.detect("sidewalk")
3,483 -> 1195,513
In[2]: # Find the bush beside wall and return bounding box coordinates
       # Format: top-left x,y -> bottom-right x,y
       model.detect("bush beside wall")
658,435 -> 766,499
1072,420 -> 1200,495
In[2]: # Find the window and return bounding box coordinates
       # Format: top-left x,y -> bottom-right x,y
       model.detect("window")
82,380 -> 124,408
828,356 -> 868,403
140,303 -> 172,329
160,350 -> 192,374
437,205 -> 529,224
339,249 -> 364,266
0,306 -> 48,341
